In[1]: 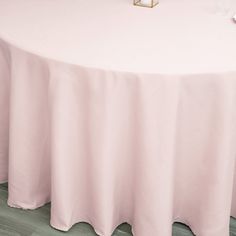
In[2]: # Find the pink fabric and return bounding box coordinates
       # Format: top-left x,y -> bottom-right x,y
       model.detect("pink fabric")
0,0 -> 236,235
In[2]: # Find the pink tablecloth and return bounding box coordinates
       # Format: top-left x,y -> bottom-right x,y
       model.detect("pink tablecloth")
0,0 -> 236,235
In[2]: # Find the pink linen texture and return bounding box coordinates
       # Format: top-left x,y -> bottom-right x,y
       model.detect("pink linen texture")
0,38 -> 236,236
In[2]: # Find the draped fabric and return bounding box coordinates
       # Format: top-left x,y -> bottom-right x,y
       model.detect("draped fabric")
0,39 -> 236,236
0,0 -> 236,235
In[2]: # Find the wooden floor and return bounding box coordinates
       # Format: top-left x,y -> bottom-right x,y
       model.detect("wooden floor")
0,183 -> 235,236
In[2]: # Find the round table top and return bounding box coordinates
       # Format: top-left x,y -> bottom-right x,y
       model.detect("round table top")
0,0 -> 236,74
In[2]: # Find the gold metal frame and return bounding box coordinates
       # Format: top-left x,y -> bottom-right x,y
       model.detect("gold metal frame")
133,0 -> 158,8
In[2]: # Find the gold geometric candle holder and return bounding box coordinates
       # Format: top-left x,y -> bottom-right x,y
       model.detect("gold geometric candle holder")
133,0 -> 158,8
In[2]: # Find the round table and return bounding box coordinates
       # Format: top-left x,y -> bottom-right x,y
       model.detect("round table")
0,0 -> 236,235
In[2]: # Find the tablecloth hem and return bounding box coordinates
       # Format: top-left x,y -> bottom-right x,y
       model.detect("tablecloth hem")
7,199 -> 50,211
6,198 -> 236,236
